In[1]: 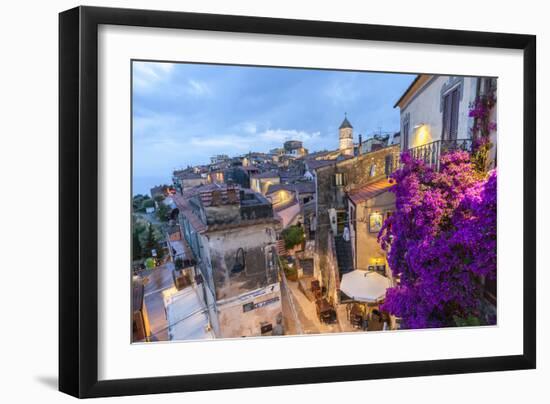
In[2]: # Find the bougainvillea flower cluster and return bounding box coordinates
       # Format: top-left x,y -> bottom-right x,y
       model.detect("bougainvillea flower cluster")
378,151 -> 497,329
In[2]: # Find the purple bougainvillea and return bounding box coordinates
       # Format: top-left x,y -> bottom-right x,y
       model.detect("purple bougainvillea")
378,151 -> 497,329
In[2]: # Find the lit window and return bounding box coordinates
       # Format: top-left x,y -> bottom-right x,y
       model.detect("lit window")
334,173 -> 346,186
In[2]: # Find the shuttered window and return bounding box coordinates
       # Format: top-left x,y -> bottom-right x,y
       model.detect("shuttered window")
442,87 -> 460,140
334,172 -> 347,187
385,155 -> 393,176
402,120 -> 409,150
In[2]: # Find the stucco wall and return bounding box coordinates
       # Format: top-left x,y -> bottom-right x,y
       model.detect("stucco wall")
196,278 -> 221,337
349,191 -> 395,274
180,177 -> 205,190
207,223 -> 279,301
251,177 -> 280,195
217,284 -> 282,338
400,76 -> 478,149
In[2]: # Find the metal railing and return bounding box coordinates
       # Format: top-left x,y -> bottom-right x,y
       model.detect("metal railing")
408,138 -> 472,170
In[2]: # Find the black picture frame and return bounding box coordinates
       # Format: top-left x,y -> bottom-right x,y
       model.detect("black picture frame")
59,5 -> 536,398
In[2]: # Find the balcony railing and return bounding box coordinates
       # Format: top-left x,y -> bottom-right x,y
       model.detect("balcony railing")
408,138 -> 472,170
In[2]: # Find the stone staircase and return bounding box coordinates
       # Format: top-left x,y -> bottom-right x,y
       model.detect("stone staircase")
299,258 -> 314,277
334,235 -> 354,275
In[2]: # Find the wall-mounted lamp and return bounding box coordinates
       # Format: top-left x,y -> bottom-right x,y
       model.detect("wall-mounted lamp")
413,123 -> 432,147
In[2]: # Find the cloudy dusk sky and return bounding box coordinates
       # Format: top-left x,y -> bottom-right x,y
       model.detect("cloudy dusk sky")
132,61 -> 416,195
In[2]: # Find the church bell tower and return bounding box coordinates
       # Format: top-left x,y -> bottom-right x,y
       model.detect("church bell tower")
339,114 -> 354,156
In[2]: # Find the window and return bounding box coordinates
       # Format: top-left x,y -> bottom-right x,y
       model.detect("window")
385,155 -> 393,176
442,86 -> 460,140
334,172 -> 346,187
369,164 -> 376,177
402,119 -> 410,150
230,247 -> 246,274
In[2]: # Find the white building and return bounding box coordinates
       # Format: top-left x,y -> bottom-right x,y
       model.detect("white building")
395,75 -> 497,166
174,184 -> 283,339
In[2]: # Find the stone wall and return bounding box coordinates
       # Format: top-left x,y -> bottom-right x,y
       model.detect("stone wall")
207,223 -> 279,301
180,177 -> 205,191
204,204 -> 241,225
314,145 -> 399,298
325,232 -> 340,306
316,146 -> 398,231
217,284 -> 282,338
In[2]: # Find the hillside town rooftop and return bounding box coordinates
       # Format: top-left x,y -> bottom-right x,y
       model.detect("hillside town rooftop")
173,184 -> 279,232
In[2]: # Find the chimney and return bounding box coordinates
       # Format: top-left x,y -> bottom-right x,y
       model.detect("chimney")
358,134 -> 363,156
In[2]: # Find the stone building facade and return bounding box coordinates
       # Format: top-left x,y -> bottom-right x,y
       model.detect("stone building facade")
313,144 -> 400,302
315,144 -> 400,224
173,170 -> 205,193
174,184 -> 283,338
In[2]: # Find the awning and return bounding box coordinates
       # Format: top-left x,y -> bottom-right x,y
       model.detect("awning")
340,270 -> 391,303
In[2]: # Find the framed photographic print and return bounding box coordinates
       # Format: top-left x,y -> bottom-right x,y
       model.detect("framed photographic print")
59,6 -> 536,398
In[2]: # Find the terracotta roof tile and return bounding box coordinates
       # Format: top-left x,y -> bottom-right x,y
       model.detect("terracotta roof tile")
348,179 -> 393,205
172,192 -> 208,233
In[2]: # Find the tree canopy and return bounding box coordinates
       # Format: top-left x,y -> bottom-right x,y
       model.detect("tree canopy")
281,225 -> 305,250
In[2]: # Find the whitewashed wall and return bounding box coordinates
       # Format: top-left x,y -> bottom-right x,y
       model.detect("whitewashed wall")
400,76 -> 478,148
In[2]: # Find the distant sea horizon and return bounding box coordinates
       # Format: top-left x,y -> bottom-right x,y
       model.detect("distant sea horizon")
133,175 -> 172,197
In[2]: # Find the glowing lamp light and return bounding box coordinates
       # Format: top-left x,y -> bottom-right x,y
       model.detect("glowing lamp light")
413,123 -> 432,147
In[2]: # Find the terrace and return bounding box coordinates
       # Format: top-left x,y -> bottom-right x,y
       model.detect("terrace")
408,138 -> 472,170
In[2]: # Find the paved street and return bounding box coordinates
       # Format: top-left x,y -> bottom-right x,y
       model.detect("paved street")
142,261 -> 175,341
287,280 -> 342,335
